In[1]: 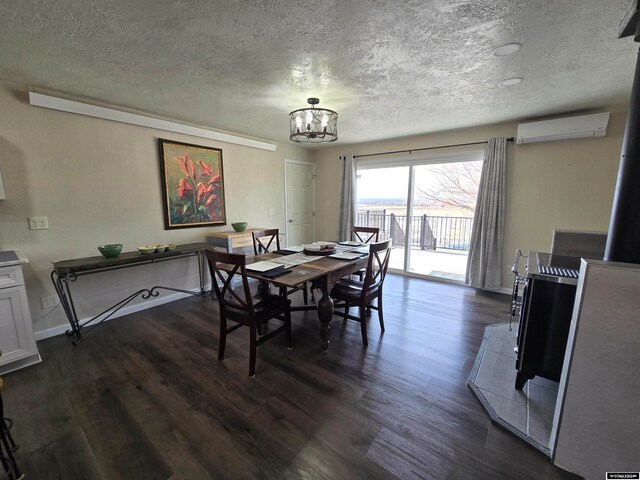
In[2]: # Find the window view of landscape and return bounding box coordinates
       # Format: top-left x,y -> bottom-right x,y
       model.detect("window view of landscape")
356,160 -> 482,282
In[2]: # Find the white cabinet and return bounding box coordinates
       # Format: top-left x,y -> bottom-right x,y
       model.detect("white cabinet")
0,262 -> 41,374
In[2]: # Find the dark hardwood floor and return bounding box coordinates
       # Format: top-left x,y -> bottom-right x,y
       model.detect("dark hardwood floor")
2,274 -> 580,479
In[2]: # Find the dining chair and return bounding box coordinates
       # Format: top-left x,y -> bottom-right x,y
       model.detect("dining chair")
352,226 -> 380,244
205,249 -> 293,378
351,226 -> 380,281
330,239 -> 392,347
251,228 -> 310,305
0,360 -> 22,480
251,228 -> 281,255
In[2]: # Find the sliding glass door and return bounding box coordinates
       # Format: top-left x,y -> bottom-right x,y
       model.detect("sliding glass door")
356,152 -> 483,283
356,166 -> 409,270
407,161 -> 481,280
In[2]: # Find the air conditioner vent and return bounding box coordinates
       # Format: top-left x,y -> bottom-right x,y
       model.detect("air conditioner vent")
516,112 -> 610,145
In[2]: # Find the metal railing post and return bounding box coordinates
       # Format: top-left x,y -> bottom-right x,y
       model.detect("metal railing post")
389,213 -> 396,246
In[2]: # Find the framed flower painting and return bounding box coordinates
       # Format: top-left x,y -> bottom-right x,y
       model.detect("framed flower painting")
158,139 -> 226,229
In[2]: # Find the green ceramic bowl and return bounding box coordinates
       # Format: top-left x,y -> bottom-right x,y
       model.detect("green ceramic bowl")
98,244 -> 123,258
232,222 -> 248,232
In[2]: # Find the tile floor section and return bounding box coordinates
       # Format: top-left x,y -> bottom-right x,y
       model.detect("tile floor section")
468,322 -> 559,456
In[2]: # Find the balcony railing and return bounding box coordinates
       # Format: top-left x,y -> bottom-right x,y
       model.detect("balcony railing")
356,210 -> 473,252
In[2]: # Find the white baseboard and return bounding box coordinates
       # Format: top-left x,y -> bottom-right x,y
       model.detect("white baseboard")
34,286 -> 210,341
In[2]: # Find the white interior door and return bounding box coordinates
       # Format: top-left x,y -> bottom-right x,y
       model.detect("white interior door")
284,160 -> 315,246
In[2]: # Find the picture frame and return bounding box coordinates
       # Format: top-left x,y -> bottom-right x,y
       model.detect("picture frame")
158,138 -> 226,229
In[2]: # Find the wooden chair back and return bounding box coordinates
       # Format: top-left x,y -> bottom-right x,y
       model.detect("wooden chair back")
252,229 -> 281,255
205,248 -> 293,377
205,249 -> 255,322
362,239 -> 392,293
352,226 -> 380,244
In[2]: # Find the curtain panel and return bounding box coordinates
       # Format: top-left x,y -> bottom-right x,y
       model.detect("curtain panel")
338,155 -> 357,241
465,137 -> 507,290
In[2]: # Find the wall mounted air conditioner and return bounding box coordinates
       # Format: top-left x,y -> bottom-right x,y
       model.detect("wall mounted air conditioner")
516,112 -> 610,144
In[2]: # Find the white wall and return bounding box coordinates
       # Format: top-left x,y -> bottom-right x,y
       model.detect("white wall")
0,76 -> 630,336
314,107 -> 627,289
0,81 -> 313,335
551,259 -> 640,479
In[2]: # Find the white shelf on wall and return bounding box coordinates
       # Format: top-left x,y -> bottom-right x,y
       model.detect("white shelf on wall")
28,92 -> 277,152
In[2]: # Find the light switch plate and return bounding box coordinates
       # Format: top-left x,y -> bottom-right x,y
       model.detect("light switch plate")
41,294 -> 59,309
29,216 -> 49,230
268,208 -> 275,216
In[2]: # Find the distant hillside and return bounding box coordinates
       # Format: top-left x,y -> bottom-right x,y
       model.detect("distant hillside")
357,197 -> 406,204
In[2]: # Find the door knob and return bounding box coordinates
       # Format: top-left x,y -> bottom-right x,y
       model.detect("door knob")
288,219 -> 294,223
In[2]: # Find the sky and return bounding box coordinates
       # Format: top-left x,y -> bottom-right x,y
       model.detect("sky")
357,162 -> 482,201
357,167 -> 409,200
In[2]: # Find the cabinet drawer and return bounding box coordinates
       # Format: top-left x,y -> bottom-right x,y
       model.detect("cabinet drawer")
0,265 -> 24,289
230,236 -> 255,248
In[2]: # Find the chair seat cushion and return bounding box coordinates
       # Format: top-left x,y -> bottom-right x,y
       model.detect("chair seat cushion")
334,278 -> 365,290
330,278 -> 364,300
331,277 -> 381,302
254,293 -> 290,315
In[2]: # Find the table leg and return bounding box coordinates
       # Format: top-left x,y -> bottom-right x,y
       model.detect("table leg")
257,280 -> 271,298
51,271 -> 82,344
313,282 -> 333,350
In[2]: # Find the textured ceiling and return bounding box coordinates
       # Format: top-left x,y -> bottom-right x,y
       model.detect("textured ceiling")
0,0 -> 637,146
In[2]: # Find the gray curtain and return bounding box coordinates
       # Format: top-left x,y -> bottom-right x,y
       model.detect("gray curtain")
466,137 -> 507,290
338,155 -> 357,241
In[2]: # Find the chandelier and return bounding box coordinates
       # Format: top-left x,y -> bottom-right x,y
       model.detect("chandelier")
289,98 -> 338,143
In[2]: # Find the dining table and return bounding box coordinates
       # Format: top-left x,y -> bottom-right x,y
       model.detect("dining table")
231,245 -> 370,349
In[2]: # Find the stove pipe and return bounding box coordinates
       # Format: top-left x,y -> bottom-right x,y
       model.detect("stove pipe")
604,4 -> 640,264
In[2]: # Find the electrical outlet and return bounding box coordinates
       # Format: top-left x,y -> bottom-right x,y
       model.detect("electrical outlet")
29,216 -> 49,230
268,208 -> 275,216
41,294 -> 60,309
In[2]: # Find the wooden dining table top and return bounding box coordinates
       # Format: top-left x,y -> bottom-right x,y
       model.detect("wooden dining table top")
215,247 -> 371,349
239,251 -> 369,288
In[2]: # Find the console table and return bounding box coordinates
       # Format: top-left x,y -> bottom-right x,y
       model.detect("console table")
51,242 -> 209,344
